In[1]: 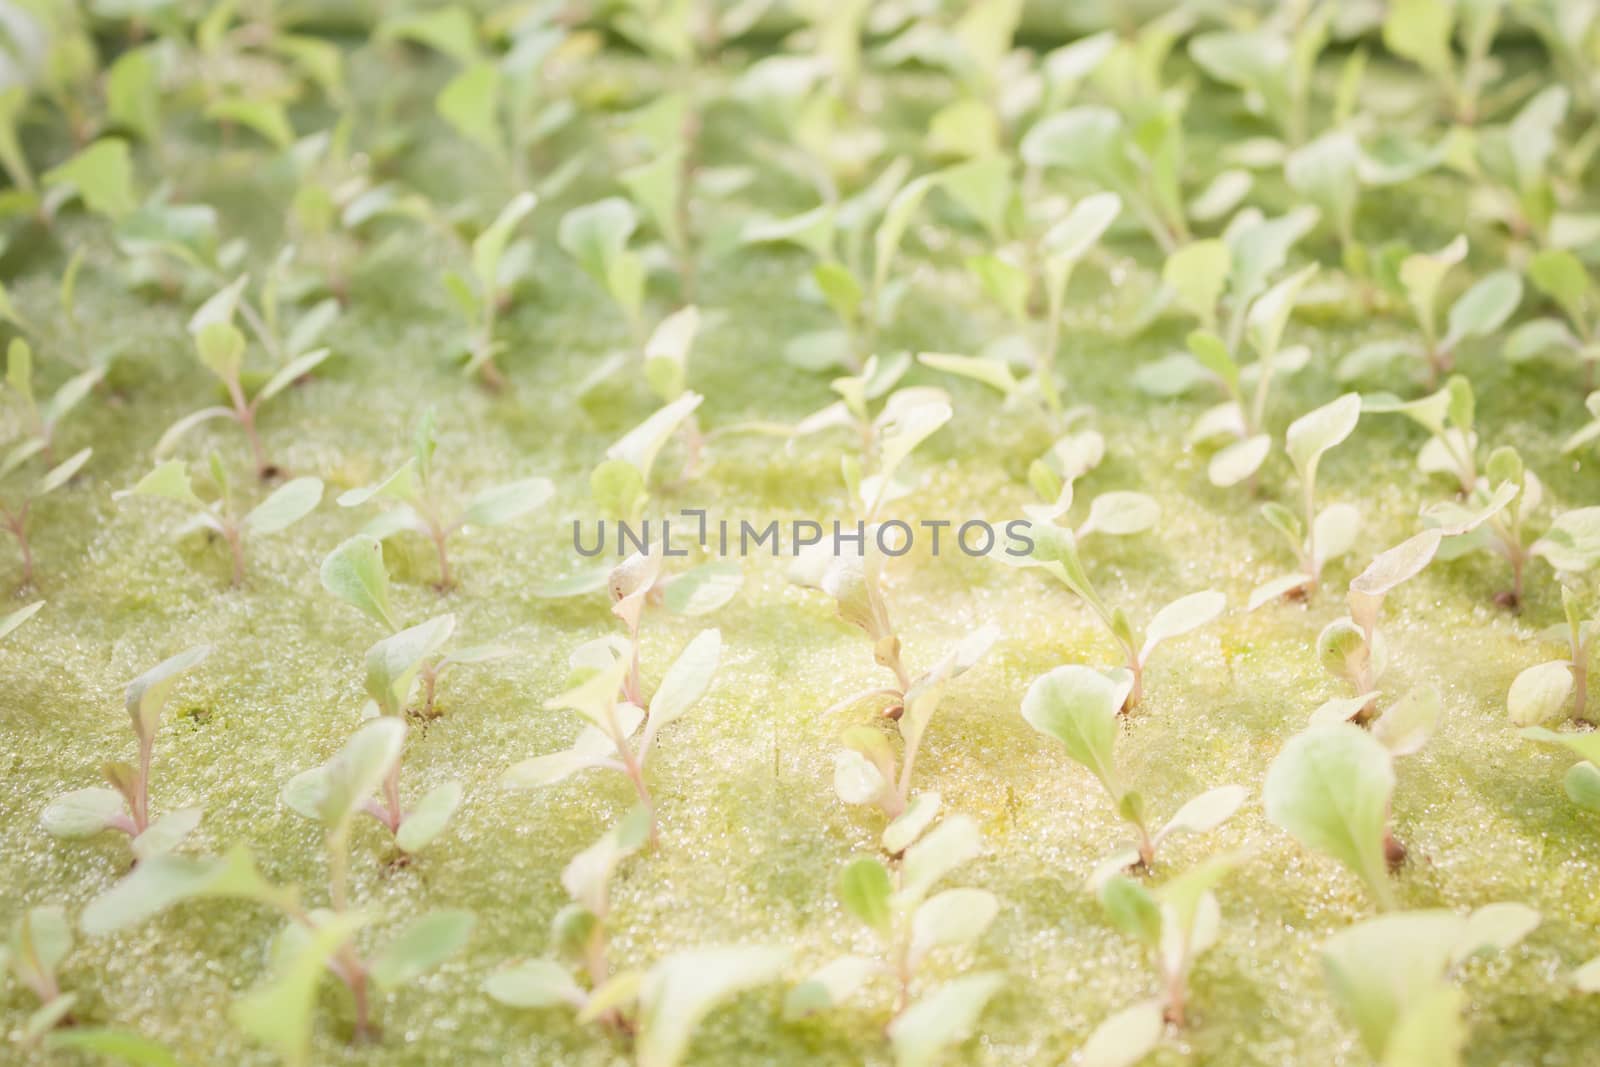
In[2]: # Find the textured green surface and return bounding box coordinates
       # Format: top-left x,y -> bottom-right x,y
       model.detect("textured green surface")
4,42 -> 1600,1067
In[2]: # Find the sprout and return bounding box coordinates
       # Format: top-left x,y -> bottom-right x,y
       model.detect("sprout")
504,552 -> 722,840
1506,249 -> 1598,390
1323,907 -> 1540,1065
787,815 -> 1003,1067
441,192 -> 536,388
1382,0 -> 1506,122
1251,393 -> 1363,607
1138,209 -> 1320,488
40,645 -> 211,861
1188,7 -> 1332,147
1365,375 -> 1483,495
1021,665 -> 1246,874
4,337 -> 102,470
42,138 -> 137,222
337,410 -> 553,589
157,279 -> 332,478
1007,518 -> 1224,710
1377,236 -> 1522,386
560,198 -> 648,344
0,445 -> 90,588
117,456 -> 322,586
1090,851 -> 1246,1042
1508,580 -> 1600,726
486,809 -> 789,1065
0,906 -> 78,1043
321,535 -> 511,717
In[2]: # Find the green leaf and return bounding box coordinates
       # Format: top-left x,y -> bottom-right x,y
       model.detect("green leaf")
621,149 -> 685,252
1082,492 -> 1160,537
1045,192 -> 1122,263
206,98 -> 294,151
243,477 -> 322,536
635,945 -> 791,1067
1322,910 -> 1465,1059
366,616 -> 455,715
1507,661 -> 1573,726
916,352 -> 1018,397
1286,393 -> 1362,481
909,887 -> 998,962
463,476 -> 553,527
900,813 -> 982,907
837,856 -> 893,930
1527,249 -> 1589,326
194,321 -> 245,385
44,140 -> 137,221
82,844 -> 282,934
320,535 -> 398,630
1444,270 -> 1522,348
1383,0 -> 1454,78
1208,434 -> 1271,488
255,347 -> 330,405
437,62 -> 504,155
1140,591 -> 1226,663
1021,665 -> 1121,792
1078,999 -> 1165,1067
483,958 -> 584,1009
1565,762 -> 1600,815
644,305 -> 699,401
883,792 -> 942,854
662,561 -> 742,616
379,5 -> 480,63
1162,240 -> 1230,329
784,956 -> 877,1019
126,645 -> 211,748
0,598 -> 42,641
886,973 -> 1004,1067
562,807 -> 651,914
40,788 -> 128,839
1263,723 -> 1396,908
608,392 -> 704,487
1100,875 -> 1162,946
1247,264 -> 1318,361
36,447 -> 92,497
130,806 -> 203,861
1522,725 -> 1600,764
124,460 -> 204,509
1532,507 -> 1600,571
560,198 -> 639,299
370,909 -> 474,990
472,193 -> 537,292
1399,236 -> 1467,343
645,629 -> 720,734
46,1028 -> 187,1067
873,173 -> 938,297
394,780 -> 463,853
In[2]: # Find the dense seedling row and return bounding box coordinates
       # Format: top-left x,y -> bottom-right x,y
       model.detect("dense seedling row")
5,1 -> 1600,1065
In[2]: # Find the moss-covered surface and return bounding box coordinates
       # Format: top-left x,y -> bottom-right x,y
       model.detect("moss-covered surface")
4,32 -> 1600,1067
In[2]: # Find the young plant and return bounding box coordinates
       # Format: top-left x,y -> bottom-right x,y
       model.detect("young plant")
1322,906 -> 1542,1067
4,338 -> 101,469
920,190 -> 1121,412
117,457 -> 323,586
0,906 -> 78,1043
1137,209 -> 1320,488
1021,665 -> 1246,875
1250,392 -> 1363,608
486,811 -> 790,1067
1382,0 -> 1507,122
1421,444 -> 1563,607
39,646 -> 211,861
591,389 -> 707,522
504,554 -> 721,839
1506,249 -> 1600,389
157,284 -> 332,478
1089,850 -> 1245,1044
828,625 -> 997,832
83,846 -> 471,1057
284,715 -> 462,870
1364,374 -> 1484,495
0,446 -> 90,588
742,163 -> 941,372
1264,722 -> 1401,908
786,815 -> 1004,1067
337,410 -> 554,589
1010,520 -> 1225,710
1188,4 -> 1332,147
560,198 -> 649,347
1463,86 -> 1570,245
1507,573 -> 1600,726
441,192 -> 536,388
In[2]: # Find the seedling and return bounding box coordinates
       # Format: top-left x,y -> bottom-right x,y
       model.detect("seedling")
1090,851 -> 1245,1043
0,446 -> 90,588
1507,249 -> 1600,389
338,410 -> 553,589
1314,501 -> 1509,725
40,645 -> 211,861
1365,374 -> 1484,495
504,554 -> 721,839
1009,519 -> 1225,709
487,811 -> 789,1066
4,338 -> 101,469
561,198 -> 649,346
1188,6 -> 1331,146
1021,665 -> 1246,874
1323,906 -> 1541,1066
742,162 -> 941,372
157,282 -> 332,478
1508,582 -> 1600,726
83,845 -> 471,1059
441,192 -> 536,388
284,715 -> 462,879
786,816 -> 1003,1067
1264,722 -> 1400,908
322,536 -> 511,717
1138,209 -> 1320,488
1250,393 -> 1363,608
1382,0 -> 1507,122
0,906 -> 78,1043
117,456 -> 322,586
1464,86 -> 1570,245
828,626 -> 997,829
